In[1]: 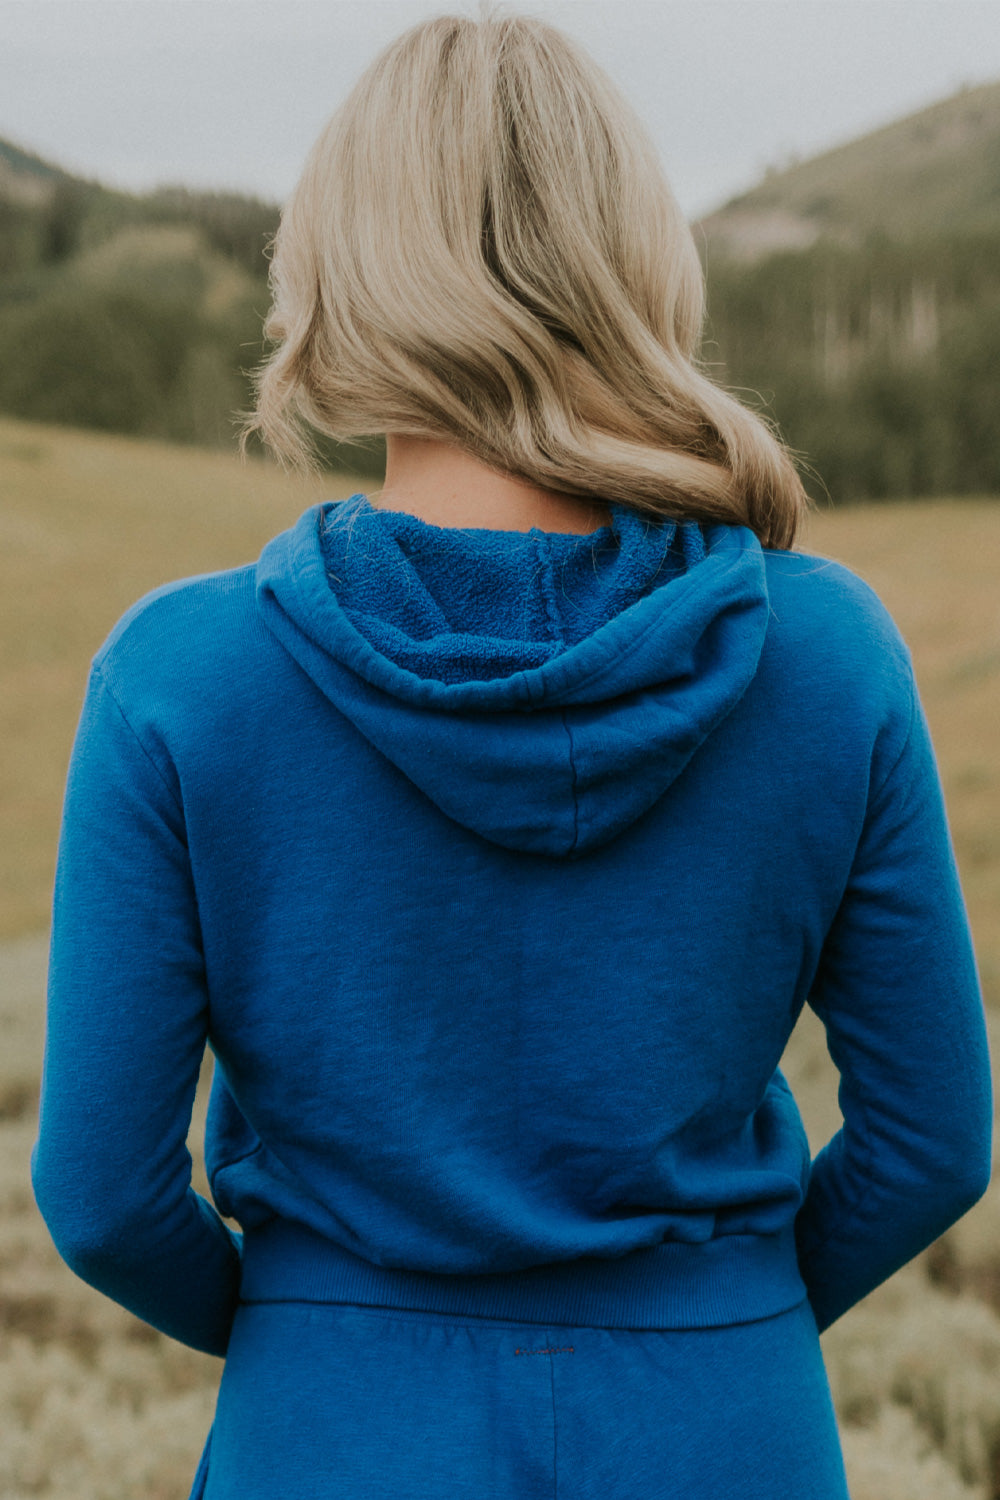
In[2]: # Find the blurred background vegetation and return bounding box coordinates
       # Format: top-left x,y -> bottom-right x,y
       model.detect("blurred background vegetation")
4,77 -> 1000,500
697,77 -> 1000,503
0,138 -> 385,474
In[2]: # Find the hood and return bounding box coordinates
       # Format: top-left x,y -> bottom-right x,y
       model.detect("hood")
255,494 -> 769,858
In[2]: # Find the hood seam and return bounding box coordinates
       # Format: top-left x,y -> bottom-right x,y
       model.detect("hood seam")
533,530 -> 567,648
255,506 -> 770,857
260,513 -> 763,713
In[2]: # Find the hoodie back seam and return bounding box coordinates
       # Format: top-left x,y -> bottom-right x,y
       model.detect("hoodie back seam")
561,710 -> 581,855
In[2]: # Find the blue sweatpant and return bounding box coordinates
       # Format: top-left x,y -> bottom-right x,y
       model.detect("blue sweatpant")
193,1295 -> 849,1498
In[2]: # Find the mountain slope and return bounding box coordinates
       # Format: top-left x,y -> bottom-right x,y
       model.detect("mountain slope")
0,138 -> 71,205
697,79 -> 1000,260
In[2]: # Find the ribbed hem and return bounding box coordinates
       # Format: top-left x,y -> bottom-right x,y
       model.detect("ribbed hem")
240,1221 -> 808,1331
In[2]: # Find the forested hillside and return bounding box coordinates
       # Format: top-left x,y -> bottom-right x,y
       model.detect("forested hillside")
0,141 -> 383,473
2,75 -> 1000,503
697,80 -> 1000,502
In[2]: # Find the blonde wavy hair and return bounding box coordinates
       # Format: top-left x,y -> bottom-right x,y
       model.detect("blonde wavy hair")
243,3 -> 808,548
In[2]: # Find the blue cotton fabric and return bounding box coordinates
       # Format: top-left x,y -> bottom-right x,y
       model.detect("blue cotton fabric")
32,493 -> 992,1494
197,1299 -> 850,1500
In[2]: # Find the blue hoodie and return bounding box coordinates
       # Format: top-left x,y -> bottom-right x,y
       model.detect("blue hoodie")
32,495 -> 992,1356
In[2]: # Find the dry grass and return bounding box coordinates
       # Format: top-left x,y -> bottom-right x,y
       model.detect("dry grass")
0,416 -> 341,938
2,416 -> 999,1496
0,933 -> 219,1500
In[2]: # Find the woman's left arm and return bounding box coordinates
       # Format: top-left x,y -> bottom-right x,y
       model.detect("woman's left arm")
32,663 -> 242,1357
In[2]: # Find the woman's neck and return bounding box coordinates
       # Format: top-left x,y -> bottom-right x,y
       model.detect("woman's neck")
372,434 -> 612,534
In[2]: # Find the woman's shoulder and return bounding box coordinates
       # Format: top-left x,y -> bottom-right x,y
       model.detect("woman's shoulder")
95,563 -> 256,663
760,544 -> 912,668
90,563 -> 270,732
754,544 -> 917,761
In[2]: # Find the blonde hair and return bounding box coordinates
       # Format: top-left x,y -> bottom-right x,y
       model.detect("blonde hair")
243,4 -> 808,549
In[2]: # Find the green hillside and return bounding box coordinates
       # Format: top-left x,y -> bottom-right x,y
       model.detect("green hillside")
0,136 -> 280,276
0,138 -> 66,199
689,82 -> 1000,503
0,137 -> 384,472
697,79 -> 1000,260
0,141 -> 279,452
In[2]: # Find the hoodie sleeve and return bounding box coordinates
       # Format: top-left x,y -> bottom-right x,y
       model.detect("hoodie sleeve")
31,662 -> 242,1357
794,665 -> 993,1333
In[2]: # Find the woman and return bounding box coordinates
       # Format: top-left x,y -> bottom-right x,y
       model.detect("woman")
32,8 -> 992,1498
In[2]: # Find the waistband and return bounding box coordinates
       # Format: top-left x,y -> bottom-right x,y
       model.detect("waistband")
239,1221 -> 808,1330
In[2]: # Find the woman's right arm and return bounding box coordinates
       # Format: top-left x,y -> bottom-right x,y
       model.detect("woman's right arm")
31,662 -> 242,1356
795,667 -> 993,1333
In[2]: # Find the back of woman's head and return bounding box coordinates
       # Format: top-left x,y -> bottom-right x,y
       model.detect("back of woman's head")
245,3 -> 808,548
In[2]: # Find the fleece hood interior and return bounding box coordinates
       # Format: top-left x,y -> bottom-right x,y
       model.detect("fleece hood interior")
255,494 -> 770,857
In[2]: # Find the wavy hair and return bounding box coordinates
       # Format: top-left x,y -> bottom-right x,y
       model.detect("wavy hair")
242,4 -> 809,548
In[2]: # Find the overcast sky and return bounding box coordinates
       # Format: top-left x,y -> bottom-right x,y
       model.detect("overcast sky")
3,0 -> 1000,220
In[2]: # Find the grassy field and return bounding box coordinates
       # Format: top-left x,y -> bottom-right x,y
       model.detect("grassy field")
2,413 -> 1000,1497
0,415 -> 344,938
